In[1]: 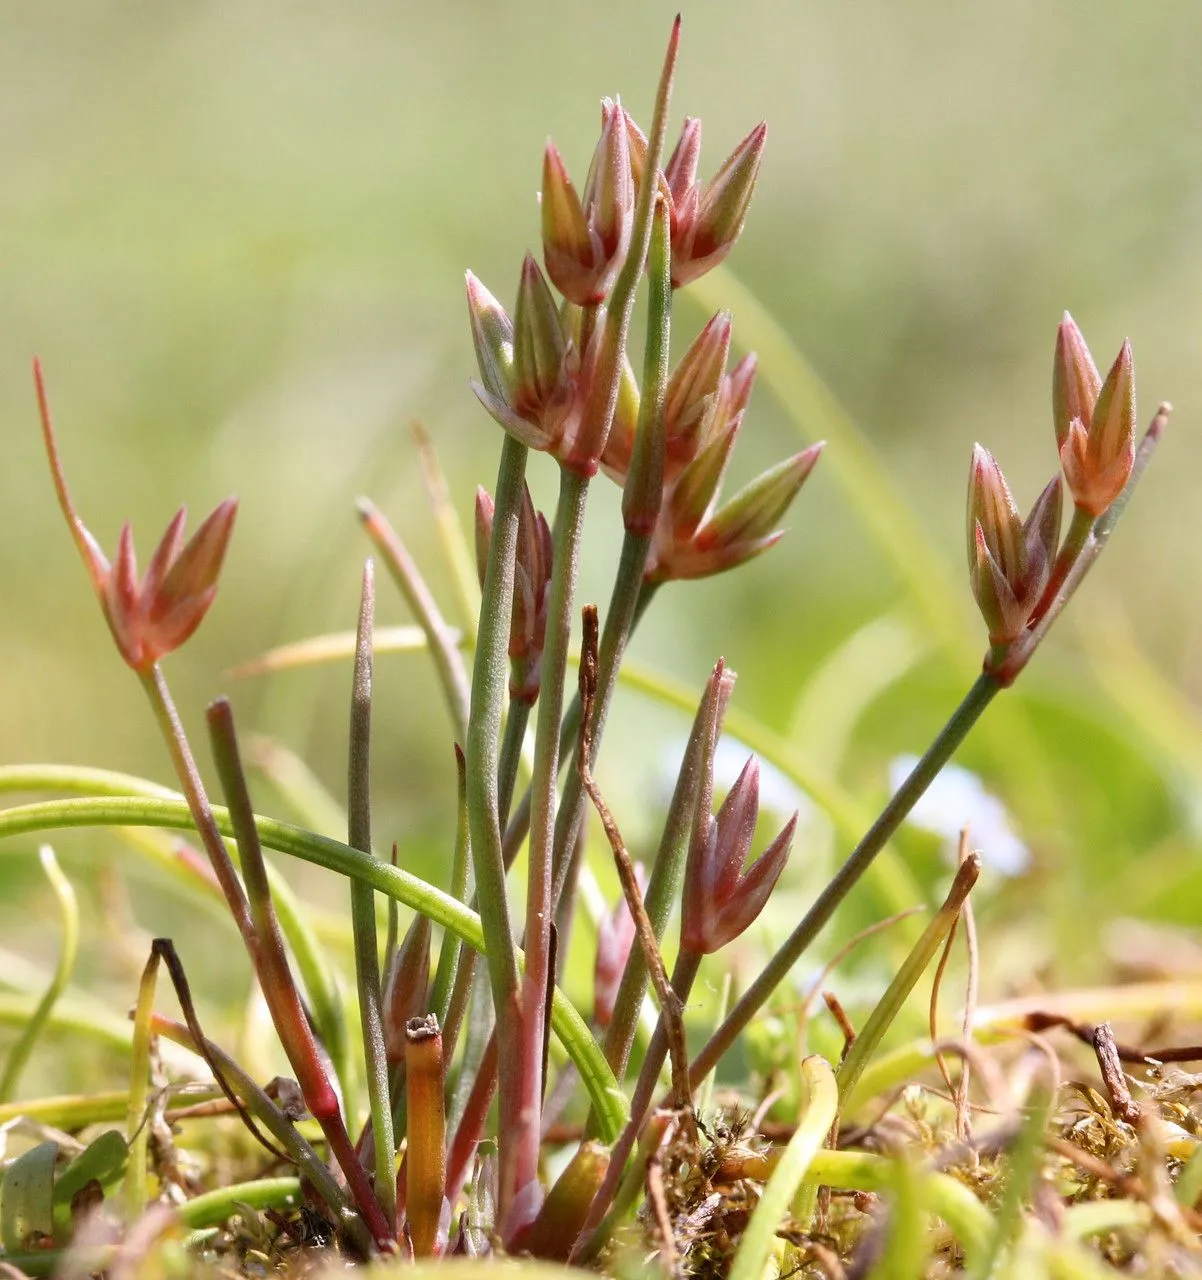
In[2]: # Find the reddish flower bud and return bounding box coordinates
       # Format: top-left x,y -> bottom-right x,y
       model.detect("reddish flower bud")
648,443 -> 823,582
509,486 -> 554,703
512,253 -> 569,423
41,433 -> 237,680
593,864 -> 647,1028
620,111 -> 649,193
663,311 -> 732,471
541,100 -> 634,306
682,757 -> 796,955
1059,339 -> 1136,517
663,119 -> 766,288
1052,312 -> 1101,452
465,271 -> 515,405
37,360 -> 239,673
662,420 -> 740,545
466,263 -> 581,456
967,445 -> 1062,645
473,487 -> 494,591
474,483 -> 554,704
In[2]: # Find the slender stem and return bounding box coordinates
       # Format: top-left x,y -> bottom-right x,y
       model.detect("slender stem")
465,434 -> 526,1006
600,659 -> 721,1082
428,745 -> 470,1030
348,561 -> 397,1232
509,466 -> 590,1229
578,606 -> 688,1106
835,856 -> 980,1105
1027,504 -> 1094,631
497,696 -> 531,828
689,671 -> 1001,1085
206,698 -> 394,1248
504,582 -> 659,873
139,666 -> 254,942
358,497 -> 470,738
464,431 -> 527,1226
0,760 -> 349,1103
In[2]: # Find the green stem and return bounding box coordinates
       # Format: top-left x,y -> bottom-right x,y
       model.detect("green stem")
463,431 -> 527,1224
689,671 -> 1001,1085
835,855 -> 980,1105
347,562 -> 397,1231
427,746 -> 470,1031
497,696 -> 531,829
205,699 -> 394,1249
178,1177 -> 302,1230
509,467 -> 590,1225
464,434 -> 526,1015
1027,504 -> 1095,631
600,658 -> 723,1083
139,666 -> 254,941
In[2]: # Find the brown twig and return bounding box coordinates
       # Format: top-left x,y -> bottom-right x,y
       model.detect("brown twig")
1093,1021 -> 1143,1127
578,604 -> 691,1111
1022,1011 -> 1202,1065
823,991 -> 857,1060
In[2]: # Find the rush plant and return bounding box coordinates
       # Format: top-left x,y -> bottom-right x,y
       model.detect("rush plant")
0,18 -> 1177,1279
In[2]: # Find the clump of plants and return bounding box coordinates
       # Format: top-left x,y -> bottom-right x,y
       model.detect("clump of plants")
1,18 -> 1196,1280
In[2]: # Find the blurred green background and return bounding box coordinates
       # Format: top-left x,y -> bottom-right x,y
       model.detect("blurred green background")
4,1 -> 1202,1072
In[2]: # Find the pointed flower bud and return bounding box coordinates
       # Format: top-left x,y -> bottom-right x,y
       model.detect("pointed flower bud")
475,483 -> 554,704
682,757 -> 796,955
465,271 -> 515,404
663,420 -> 741,545
620,111 -> 649,194
1059,338 -> 1136,517
474,487 -> 494,591
647,443 -> 824,582
512,253 -> 570,424
35,363 -> 239,675
593,864 -> 646,1028
663,311 -> 732,471
1052,312 -> 1101,451
967,445 -> 1062,645
466,263 -> 582,456
663,119 -> 766,288
509,485 -> 554,703
541,100 -> 634,306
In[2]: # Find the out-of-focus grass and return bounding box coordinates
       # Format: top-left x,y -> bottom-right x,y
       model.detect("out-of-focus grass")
3,3 -> 1202,1072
